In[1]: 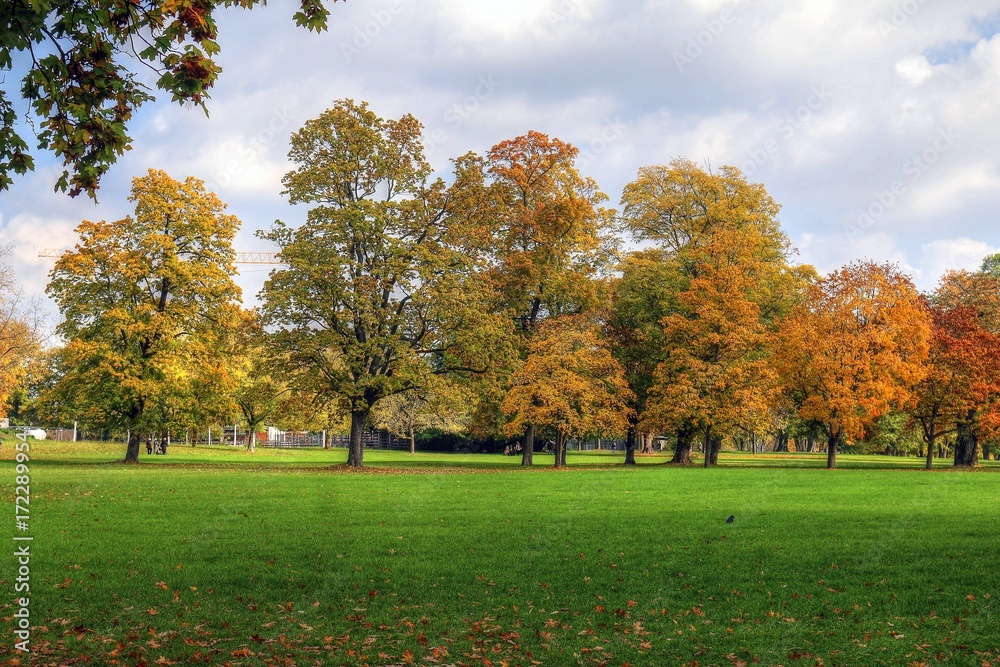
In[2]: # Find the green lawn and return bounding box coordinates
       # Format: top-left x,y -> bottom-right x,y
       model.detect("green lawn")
2,442 -> 999,666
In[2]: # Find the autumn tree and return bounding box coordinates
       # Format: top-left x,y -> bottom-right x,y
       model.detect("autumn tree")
371,376 -> 468,454
502,315 -> 634,468
46,169 -> 241,461
619,159 -> 806,466
606,249 -> 682,462
231,310 -> 289,452
2,0 -> 338,197
643,253 -> 777,468
259,100 -> 508,468
0,247 -> 42,414
451,131 -> 615,465
775,261 -> 930,469
915,271 -> 1000,467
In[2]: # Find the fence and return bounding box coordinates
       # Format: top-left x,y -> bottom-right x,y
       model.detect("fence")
259,430 -> 408,450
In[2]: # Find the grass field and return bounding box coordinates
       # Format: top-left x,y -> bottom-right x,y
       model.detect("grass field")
2,441 -> 999,666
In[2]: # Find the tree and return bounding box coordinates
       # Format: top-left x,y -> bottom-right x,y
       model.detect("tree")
46,169 -> 241,461
643,260 -> 776,468
606,249 -> 682,462
917,271 -> 1000,467
619,159 -> 805,466
259,100 -> 507,468
0,247 -> 42,414
775,261 -> 930,469
371,377 -> 468,454
231,310 -> 288,452
501,315 -> 634,468
2,0 -> 338,197
451,131 -> 615,465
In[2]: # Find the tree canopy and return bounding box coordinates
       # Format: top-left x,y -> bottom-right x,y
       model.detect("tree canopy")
259,99 -> 511,468
502,315 -> 633,468
776,261 -> 930,469
45,169 -> 241,460
1,0 -> 337,197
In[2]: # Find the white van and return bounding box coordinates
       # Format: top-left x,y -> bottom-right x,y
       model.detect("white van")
24,428 -> 46,440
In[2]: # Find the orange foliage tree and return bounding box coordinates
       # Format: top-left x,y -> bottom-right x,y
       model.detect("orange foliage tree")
502,316 -> 633,468
452,131 -> 615,465
620,159 -> 804,465
775,261 -> 930,469
642,224 -> 780,467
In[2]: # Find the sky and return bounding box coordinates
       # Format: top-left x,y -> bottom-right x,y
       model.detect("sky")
3,0 -> 1000,319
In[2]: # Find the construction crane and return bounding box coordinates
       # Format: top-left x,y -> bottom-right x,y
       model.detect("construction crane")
38,249 -> 283,265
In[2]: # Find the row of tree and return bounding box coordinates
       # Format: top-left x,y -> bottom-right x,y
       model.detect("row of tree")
8,100 -> 1000,470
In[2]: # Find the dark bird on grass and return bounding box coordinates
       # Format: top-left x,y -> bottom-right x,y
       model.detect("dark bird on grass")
726,515 -> 735,523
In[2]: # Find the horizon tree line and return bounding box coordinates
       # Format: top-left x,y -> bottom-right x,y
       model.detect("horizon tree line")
6,100 -> 1000,470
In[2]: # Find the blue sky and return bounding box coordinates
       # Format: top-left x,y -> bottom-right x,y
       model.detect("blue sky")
3,0 -> 1000,317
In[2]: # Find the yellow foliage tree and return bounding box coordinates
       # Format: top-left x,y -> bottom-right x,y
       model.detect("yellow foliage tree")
0,247 -> 40,415
502,316 -> 634,468
46,169 -> 241,461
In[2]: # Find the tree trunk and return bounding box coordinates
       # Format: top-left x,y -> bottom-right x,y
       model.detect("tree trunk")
640,433 -> 654,454
409,425 -> 415,455
671,425 -> 694,464
123,401 -> 143,462
773,430 -> 788,452
954,411 -> 979,467
125,432 -> 142,462
247,429 -> 257,452
347,407 -> 369,468
826,430 -> 839,469
709,435 -> 721,465
703,425 -> 714,468
924,427 -> 935,470
521,424 -> 534,466
554,431 -> 567,468
624,424 -> 637,465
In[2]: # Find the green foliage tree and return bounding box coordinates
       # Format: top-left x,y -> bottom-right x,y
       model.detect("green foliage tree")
606,248 -> 684,462
259,100 -> 509,468
45,169 -> 241,461
371,376 -> 468,454
1,0 -> 338,197
230,309 -> 288,452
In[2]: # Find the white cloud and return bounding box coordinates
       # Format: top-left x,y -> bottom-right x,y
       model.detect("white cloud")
918,237 -> 998,288
4,0 -> 1000,312
896,55 -> 934,85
